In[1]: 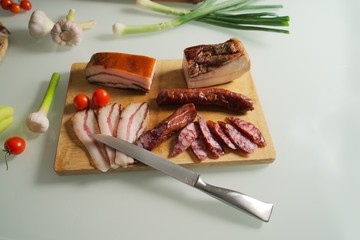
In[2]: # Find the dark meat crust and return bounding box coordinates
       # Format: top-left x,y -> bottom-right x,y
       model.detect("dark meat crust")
156,88 -> 254,114
136,103 -> 197,151
184,38 -> 246,78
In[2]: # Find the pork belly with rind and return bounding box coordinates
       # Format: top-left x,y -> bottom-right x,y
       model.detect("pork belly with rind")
182,38 -> 251,88
85,52 -> 157,92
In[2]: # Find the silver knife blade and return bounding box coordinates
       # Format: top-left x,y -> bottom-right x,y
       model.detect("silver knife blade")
92,134 -> 273,222
92,134 -> 199,186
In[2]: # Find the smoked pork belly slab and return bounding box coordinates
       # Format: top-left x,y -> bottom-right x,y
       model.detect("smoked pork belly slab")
182,38 -> 251,88
85,52 -> 157,92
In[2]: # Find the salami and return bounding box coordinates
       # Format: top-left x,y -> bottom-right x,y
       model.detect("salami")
207,120 -> 237,150
197,114 -> 224,158
136,103 -> 197,151
218,121 -> 257,153
170,122 -> 200,157
226,116 -> 266,147
156,88 -> 254,113
190,136 -> 208,161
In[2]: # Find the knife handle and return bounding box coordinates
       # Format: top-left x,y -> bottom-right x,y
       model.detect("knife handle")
194,177 -> 273,222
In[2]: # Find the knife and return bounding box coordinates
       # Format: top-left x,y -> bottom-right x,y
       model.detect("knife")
92,134 -> 274,222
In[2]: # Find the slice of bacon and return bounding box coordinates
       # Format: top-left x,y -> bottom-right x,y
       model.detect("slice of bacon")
226,116 -> 266,147
197,114 -> 224,158
97,103 -> 121,169
218,121 -> 257,153
72,109 -> 110,172
136,103 -> 197,151
190,136 -> 208,161
115,102 -> 149,168
207,120 -> 237,150
170,122 -> 200,157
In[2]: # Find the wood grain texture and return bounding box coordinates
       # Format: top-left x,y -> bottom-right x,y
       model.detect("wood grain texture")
54,60 -> 276,175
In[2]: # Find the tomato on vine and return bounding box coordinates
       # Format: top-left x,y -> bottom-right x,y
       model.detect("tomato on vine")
2,136 -> 26,170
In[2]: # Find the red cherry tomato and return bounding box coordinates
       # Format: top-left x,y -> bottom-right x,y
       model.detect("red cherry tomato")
73,93 -> 90,110
20,0 -> 32,10
9,2 -> 21,13
1,0 -> 13,10
4,136 -> 26,155
92,89 -> 110,108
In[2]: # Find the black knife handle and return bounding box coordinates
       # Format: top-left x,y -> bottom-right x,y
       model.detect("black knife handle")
194,177 -> 273,222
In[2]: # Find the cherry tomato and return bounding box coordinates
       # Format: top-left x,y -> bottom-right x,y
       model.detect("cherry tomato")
20,0 -> 31,10
4,136 -> 26,155
1,0 -> 13,10
73,93 -> 90,110
9,2 -> 21,13
92,89 -> 110,108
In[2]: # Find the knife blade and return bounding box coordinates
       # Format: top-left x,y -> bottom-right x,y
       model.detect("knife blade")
92,134 -> 273,222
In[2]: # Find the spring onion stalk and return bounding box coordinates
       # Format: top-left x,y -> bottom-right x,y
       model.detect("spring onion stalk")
115,0 -> 289,35
26,72 -> 60,133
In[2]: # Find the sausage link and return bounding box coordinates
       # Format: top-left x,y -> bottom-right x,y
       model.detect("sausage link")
136,103 -> 197,151
156,88 -> 254,113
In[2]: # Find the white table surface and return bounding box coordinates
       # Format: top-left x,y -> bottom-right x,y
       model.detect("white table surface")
1,0 -> 359,239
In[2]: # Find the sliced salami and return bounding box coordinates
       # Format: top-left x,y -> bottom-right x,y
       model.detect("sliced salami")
170,122 -> 200,157
136,103 -> 197,151
190,136 -> 208,161
226,116 -> 266,147
218,121 -> 257,153
207,120 -> 237,150
197,114 -> 224,158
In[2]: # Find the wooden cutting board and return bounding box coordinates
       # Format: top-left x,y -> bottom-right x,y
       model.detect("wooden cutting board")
54,60 -> 276,175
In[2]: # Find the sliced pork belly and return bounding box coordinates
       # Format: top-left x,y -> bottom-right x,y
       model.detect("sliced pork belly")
115,102 -> 149,168
97,103 -> 121,169
85,52 -> 157,92
182,38 -> 250,88
72,109 -> 110,172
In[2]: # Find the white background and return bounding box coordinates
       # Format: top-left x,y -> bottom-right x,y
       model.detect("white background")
0,0 -> 359,239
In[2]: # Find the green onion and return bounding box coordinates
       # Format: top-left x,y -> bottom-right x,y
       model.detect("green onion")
113,0 -> 290,36
26,72 -> 61,133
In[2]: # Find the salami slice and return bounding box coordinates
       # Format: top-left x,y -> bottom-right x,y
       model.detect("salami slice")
207,120 -> 237,150
197,114 -> 224,158
218,121 -> 257,153
190,136 -> 208,161
170,122 -> 200,157
226,116 -> 266,147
